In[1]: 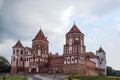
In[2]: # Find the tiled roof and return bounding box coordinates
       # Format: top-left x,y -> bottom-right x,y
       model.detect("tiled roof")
32,29 -> 48,42
13,40 -> 23,48
85,52 -> 97,58
67,24 -> 82,34
97,47 -> 105,53
26,47 -> 32,53
86,59 -> 96,64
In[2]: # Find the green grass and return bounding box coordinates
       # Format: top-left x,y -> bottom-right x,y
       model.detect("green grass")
66,76 -> 120,80
0,76 -> 27,80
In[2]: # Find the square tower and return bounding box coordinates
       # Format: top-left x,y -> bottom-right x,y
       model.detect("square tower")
63,24 -> 86,75
29,29 -> 49,73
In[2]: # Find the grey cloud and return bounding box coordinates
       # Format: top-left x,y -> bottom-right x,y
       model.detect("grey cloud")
0,0 -> 71,42
1,0 -> 120,47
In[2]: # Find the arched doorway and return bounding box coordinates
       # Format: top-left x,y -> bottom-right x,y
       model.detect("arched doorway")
31,68 -> 36,73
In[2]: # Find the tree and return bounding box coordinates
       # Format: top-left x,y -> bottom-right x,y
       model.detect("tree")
107,66 -> 113,76
0,56 -> 11,73
107,66 -> 120,77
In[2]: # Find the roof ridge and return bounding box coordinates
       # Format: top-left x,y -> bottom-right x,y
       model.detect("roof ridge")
32,29 -> 48,41
67,24 -> 82,34
97,47 -> 105,53
13,40 -> 23,48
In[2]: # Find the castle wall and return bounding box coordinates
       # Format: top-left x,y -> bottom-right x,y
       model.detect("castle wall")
11,26 -> 106,75
63,64 -> 86,75
86,66 -> 98,76
49,54 -> 63,73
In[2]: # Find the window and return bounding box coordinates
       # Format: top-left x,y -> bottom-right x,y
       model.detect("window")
16,49 -> 19,53
67,57 -> 70,64
21,50 -> 23,55
72,58 -> 74,61
69,46 -> 72,54
67,57 -> 70,62
20,57 -> 23,61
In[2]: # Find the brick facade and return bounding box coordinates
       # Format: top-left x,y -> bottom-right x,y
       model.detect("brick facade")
11,24 -> 106,76
49,53 -> 63,73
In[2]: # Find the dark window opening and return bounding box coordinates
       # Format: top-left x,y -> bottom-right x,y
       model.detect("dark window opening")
72,58 -> 74,61
21,50 -> 23,54
16,49 -> 19,53
20,57 -> 23,61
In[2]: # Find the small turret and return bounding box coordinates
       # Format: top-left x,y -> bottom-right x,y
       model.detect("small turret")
96,47 -> 106,76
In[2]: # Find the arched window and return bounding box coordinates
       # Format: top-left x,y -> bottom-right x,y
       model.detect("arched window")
67,57 -> 70,62
16,49 -> 19,53
71,57 -> 74,62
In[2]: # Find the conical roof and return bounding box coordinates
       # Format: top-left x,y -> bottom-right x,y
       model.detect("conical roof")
13,40 -> 23,48
67,24 -> 82,34
32,29 -> 48,41
97,47 -> 105,53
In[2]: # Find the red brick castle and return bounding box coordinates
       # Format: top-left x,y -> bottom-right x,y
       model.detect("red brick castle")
11,24 -> 106,76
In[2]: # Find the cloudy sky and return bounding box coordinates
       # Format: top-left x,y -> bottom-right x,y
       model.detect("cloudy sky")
0,0 -> 120,70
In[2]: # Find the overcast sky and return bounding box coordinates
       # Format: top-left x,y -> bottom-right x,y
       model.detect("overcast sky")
0,0 -> 120,70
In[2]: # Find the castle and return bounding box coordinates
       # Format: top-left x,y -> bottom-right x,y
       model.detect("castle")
11,24 -> 106,76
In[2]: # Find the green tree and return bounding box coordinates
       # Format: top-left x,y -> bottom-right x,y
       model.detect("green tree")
0,56 -> 11,73
107,66 -> 120,77
107,66 -> 113,76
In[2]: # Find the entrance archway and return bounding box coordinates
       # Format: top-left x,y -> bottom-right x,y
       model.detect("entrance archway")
31,68 -> 36,73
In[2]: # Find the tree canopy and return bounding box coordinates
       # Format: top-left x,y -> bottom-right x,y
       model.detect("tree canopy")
107,66 -> 120,77
0,56 -> 11,73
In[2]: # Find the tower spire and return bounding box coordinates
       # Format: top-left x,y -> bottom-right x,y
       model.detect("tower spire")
13,40 -> 23,48
32,28 -> 48,42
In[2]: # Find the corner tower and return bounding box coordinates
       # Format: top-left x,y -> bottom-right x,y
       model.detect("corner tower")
11,40 -> 24,73
29,29 -> 49,73
96,47 -> 106,76
63,24 -> 86,75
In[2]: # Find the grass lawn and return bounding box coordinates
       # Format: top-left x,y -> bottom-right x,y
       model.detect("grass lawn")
0,76 -> 27,80
66,76 -> 120,80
